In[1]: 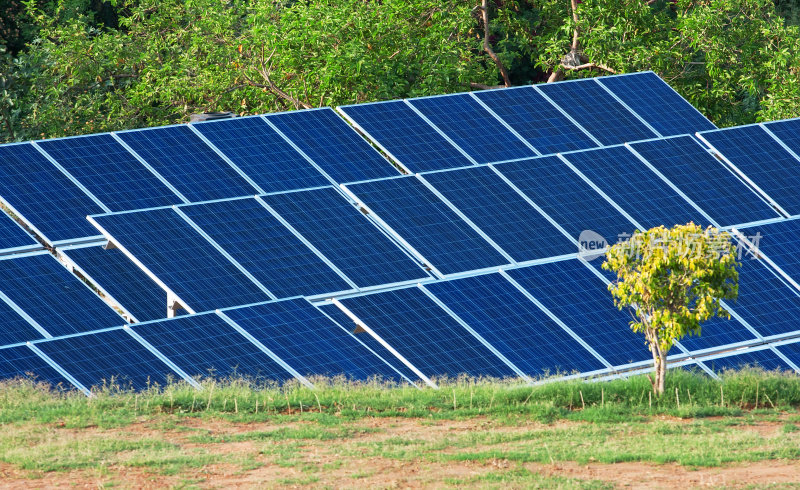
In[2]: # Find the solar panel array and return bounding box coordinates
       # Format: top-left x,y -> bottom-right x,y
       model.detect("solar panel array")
2,71 -> 800,393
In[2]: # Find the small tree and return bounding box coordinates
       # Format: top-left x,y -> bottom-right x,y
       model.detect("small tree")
603,223 -> 739,395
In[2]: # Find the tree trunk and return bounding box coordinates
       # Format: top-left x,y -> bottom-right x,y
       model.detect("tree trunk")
647,328 -> 667,396
656,349 -> 667,395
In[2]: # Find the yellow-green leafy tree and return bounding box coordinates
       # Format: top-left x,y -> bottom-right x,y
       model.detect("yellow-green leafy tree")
603,224 -> 739,395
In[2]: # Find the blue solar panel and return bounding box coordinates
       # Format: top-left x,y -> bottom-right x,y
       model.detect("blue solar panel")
261,187 -> 429,287
536,79 -> 658,145
0,212 -> 37,251
0,297 -> 45,346
35,329 -> 178,390
629,136 -> 779,227
598,72 -> 717,136
408,93 -> 536,163
773,341 -> 800,371
179,198 -> 352,298
224,298 -> 405,381
37,134 -> 183,211
345,177 -> 510,275
0,253 -> 124,337
132,313 -> 293,383
561,146 -> 710,229
316,303 -> 420,382
672,315 -> 756,353
0,345 -> 72,389
61,245 -> 168,323
91,208 -> 270,312
339,287 -> 518,378
424,273 -> 607,376
493,156 -> 636,247
701,347 -> 795,373
473,86 -> 598,154
116,125 -> 258,202
191,116 -> 332,193
726,258 -> 800,339
0,143 -> 105,243
421,166 -> 575,262
735,219 -> 800,286
698,125 -> 800,215
265,108 -> 400,183
763,118 -> 800,157
506,260 -> 651,366
338,101 -> 474,172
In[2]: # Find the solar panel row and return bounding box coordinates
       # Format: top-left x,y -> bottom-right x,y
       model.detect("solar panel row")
88,188 -> 430,313
0,297 -> 413,392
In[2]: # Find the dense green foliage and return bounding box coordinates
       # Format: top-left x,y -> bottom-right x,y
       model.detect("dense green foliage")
1,0 -> 799,143
604,224 -> 740,393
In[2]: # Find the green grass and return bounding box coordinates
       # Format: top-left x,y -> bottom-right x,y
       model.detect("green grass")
1,368 -> 800,485
3,368 -> 800,426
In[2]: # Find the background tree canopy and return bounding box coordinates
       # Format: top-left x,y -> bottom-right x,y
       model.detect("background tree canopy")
1,0 -> 798,143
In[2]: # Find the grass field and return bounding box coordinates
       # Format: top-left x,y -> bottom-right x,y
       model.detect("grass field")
2,369 -> 800,488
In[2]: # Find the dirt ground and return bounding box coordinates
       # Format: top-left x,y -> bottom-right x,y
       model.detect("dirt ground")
1,416 -> 798,489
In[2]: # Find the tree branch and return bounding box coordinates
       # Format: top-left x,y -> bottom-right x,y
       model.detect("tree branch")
562,62 -> 617,74
478,0 -> 511,88
470,82 -> 506,90
245,46 -> 312,110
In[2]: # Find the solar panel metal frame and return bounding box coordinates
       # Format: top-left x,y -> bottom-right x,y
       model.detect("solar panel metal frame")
532,80 -> 657,146
189,114 -> 338,193
0,250 -> 128,338
597,71 -> 717,136
695,125 -> 797,218
256,186 -> 430,293
0,142 -> 107,247
340,176 -> 512,278
696,343 -> 800,373
58,243 -> 158,323
404,92 -> 538,164
261,107 -> 403,184
0,213 -> 42,256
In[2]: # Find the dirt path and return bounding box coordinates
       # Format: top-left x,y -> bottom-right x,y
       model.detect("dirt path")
1,416 -> 798,489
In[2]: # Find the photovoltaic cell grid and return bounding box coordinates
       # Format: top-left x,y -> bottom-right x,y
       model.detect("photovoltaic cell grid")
261,187 -> 430,288
0,212 -> 37,252
223,298 -> 407,381
0,253 -> 124,338
339,287 -> 518,379
0,297 -> 43,346
132,313 -> 294,383
726,258 -> 800,339
178,197 -> 354,298
763,118 -> 800,158
191,116 -> 333,193
0,143 -> 105,243
90,207 -> 271,312
700,346 -> 795,374
265,108 -> 400,183
560,145 -> 710,230
628,136 -> 780,227
698,125 -> 800,215
116,125 -> 259,202
419,166 -> 575,262
0,345 -> 71,388
536,79 -> 658,145
505,260 -> 651,367
493,156 -> 637,246
472,86 -> 598,154
37,134 -> 184,212
423,273 -> 607,376
60,245 -> 169,323
337,100 -> 474,172
735,219 -> 800,288
408,93 -> 537,163
597,72 -> 717,137
34,328 -> 177,391
315,303 -> 420,382
344,176 -> 510,275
